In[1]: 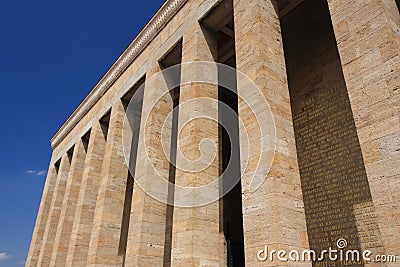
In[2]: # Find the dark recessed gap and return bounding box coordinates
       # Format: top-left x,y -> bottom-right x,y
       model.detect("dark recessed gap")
54,159 -> 61,174
201,1 -> 245,265
117,173 -> 134,266
66,146 -> 74,163
159,40 -> 183,70
118,77 -> 146,267
121,76 -> 146,109
159,40 -> 182,267
99,110 -> 111,140
81,130 -> 91,153
278,0 -> 304,19
121,77 -> 146,173
201,0 -> 233,33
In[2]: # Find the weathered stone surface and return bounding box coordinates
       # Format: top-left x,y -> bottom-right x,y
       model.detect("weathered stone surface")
87,100 -> 130,267
25,159 -> 58,267
37,153 -> 71,267
66,121 -> 107,267
233,0 -> 310,266
170,21 -> 223,267
26,0 -> 400,266
50,139 -> 87,266
124,63 -> 173,267
328,0 -> 400,263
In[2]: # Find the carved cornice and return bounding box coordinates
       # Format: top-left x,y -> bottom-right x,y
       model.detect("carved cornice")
50,0 -> 188,148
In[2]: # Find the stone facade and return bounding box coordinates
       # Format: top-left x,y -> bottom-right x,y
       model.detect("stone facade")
26,0 -> 399,266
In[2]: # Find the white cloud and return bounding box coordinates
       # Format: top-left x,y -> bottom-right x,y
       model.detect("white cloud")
0,252 -> 11,261
36,170 -> 46,176
26,170 -> 46,176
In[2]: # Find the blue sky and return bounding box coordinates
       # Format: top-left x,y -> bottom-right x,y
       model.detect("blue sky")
0,1 -> 164,266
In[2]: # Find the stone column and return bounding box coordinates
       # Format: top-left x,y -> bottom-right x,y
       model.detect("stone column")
37,152 -> 72,267
170,22 -> 222,267
26,156 -> 58,267
49,138 -> 87,266
66,121 -> 107,266
233,0 -> 309,265
328,0 -> 400,258
124,64 -> 173,266
87,100 -> 130,266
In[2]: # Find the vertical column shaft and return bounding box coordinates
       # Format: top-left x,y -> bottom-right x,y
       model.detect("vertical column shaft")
170,22 -> 222,267
26,157 -> 58,267
87,100 -> 130,266
66,121 -> 107,266
50,138 -> 87,266
125,64 -> 172,266
328,0 -> 400,258
37,153 -> 72,266
233,0 -> 309,265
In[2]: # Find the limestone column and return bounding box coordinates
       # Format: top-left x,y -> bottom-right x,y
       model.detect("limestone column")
37,152 -> 72,267
49,138 -> 87,266
328,0 -> 400,258
124,64 -> 173,266
87,100 -> 130,266
26,156 -> 58,267
66,121 -> 107,266
233,0 -> 309,265
170,22 -> 222,267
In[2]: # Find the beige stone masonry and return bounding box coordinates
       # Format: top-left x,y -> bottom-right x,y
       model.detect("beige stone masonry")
87,100 -> 130,267
26,0 -> 400,266
125,63 -> 173,266
37,153 -> 72,267
26,159 -> 58,267
170,22 -> 223,267
328,0 -> 400,260
50,138 -> 87,266
66,121 -> 107,266
233,0 -> 310,266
